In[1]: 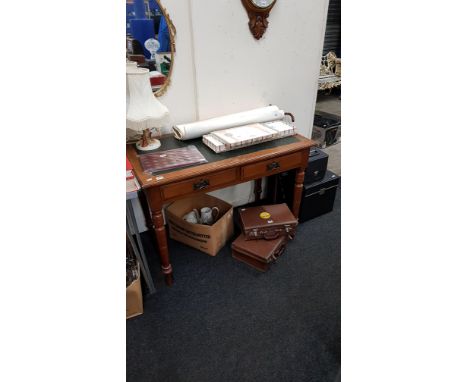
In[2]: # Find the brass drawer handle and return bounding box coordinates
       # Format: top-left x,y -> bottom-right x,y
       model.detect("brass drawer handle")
193,179 -> 210,190
267,161 -> 280,171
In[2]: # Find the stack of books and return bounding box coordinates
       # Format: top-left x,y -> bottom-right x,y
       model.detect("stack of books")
126,156 -> 140,199
203,121 -> 296,153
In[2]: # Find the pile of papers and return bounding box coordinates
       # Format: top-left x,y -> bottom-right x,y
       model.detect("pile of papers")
173,105 -> 285,141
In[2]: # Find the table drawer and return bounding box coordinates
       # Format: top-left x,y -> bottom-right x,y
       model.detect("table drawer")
161,168 -> 238,200
241,152 -> 303,180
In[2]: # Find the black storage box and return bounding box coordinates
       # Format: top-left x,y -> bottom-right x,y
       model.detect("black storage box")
312,111 -> 341,148
267,148 -> 328,205
298,170 -> 340,223
304,148 -> 329,184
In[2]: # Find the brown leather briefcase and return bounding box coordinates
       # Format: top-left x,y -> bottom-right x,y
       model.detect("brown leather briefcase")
231,233 -> 287,272
238,203 -> 298,240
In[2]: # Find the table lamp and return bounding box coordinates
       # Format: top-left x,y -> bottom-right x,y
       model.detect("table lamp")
144,38 -> 159,61
144,38 -> 163,73
126,66 -> 169,151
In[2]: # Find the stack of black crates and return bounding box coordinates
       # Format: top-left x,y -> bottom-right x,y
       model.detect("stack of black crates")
268,147 -> 340,223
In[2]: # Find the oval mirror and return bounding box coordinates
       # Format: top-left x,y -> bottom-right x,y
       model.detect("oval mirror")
126,0 -> 176,97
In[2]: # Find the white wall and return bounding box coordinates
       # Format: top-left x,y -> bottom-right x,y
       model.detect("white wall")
190,0 -> 328,138
155,0 -> 329,207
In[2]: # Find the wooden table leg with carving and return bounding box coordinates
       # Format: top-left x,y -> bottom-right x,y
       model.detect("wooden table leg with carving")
146,188 -> 174,286
137,189 -> 159,246
292,167 -> 305,218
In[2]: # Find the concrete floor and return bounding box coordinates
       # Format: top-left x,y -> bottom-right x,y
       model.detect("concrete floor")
314,94 -> 341,176
315,94 -> 341,117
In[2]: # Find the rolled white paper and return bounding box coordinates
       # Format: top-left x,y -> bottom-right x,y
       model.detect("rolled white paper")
172,106 -> 285,140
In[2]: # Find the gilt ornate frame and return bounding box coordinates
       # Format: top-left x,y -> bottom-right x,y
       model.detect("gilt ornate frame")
153,0 -> 177,97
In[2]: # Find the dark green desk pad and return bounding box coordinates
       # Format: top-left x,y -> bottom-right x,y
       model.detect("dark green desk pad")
136,135 -> 300,176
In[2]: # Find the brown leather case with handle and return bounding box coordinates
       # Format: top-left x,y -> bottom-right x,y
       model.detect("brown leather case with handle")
231,233 -> 287,272
238,203 -> 298,241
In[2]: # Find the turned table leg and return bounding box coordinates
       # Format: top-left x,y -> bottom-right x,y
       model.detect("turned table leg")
152,209 -> 174,286
292,168 -> 305,218
254,178 -> 262,202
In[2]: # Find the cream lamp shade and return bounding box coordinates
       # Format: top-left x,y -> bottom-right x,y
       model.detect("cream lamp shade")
126,67 -> 169,151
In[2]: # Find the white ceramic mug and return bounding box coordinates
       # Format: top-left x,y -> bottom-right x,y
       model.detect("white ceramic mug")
200,207 -> 220,225
183,209 -> 200,224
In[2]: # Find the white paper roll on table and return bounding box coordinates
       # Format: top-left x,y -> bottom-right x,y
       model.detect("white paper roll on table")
172,106 -> 285,140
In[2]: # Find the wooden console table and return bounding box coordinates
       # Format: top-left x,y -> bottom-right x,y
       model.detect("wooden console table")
127,134 -> 314,286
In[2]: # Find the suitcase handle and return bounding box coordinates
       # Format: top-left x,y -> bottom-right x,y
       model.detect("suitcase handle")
277,245 -> 286,258
264,231 -> 280,240
272,245 -> 286,261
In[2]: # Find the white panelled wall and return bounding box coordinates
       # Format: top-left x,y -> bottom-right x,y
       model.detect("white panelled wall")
135,0 -> 329,227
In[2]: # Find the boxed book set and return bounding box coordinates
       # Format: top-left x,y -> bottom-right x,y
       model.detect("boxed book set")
203,121 -> 296,153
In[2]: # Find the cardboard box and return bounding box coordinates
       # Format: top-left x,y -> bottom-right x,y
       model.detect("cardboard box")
166,193 -> 234,256
126,265 -> 143,319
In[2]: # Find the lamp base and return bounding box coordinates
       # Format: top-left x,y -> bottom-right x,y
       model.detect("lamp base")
136,139 -> 161,151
